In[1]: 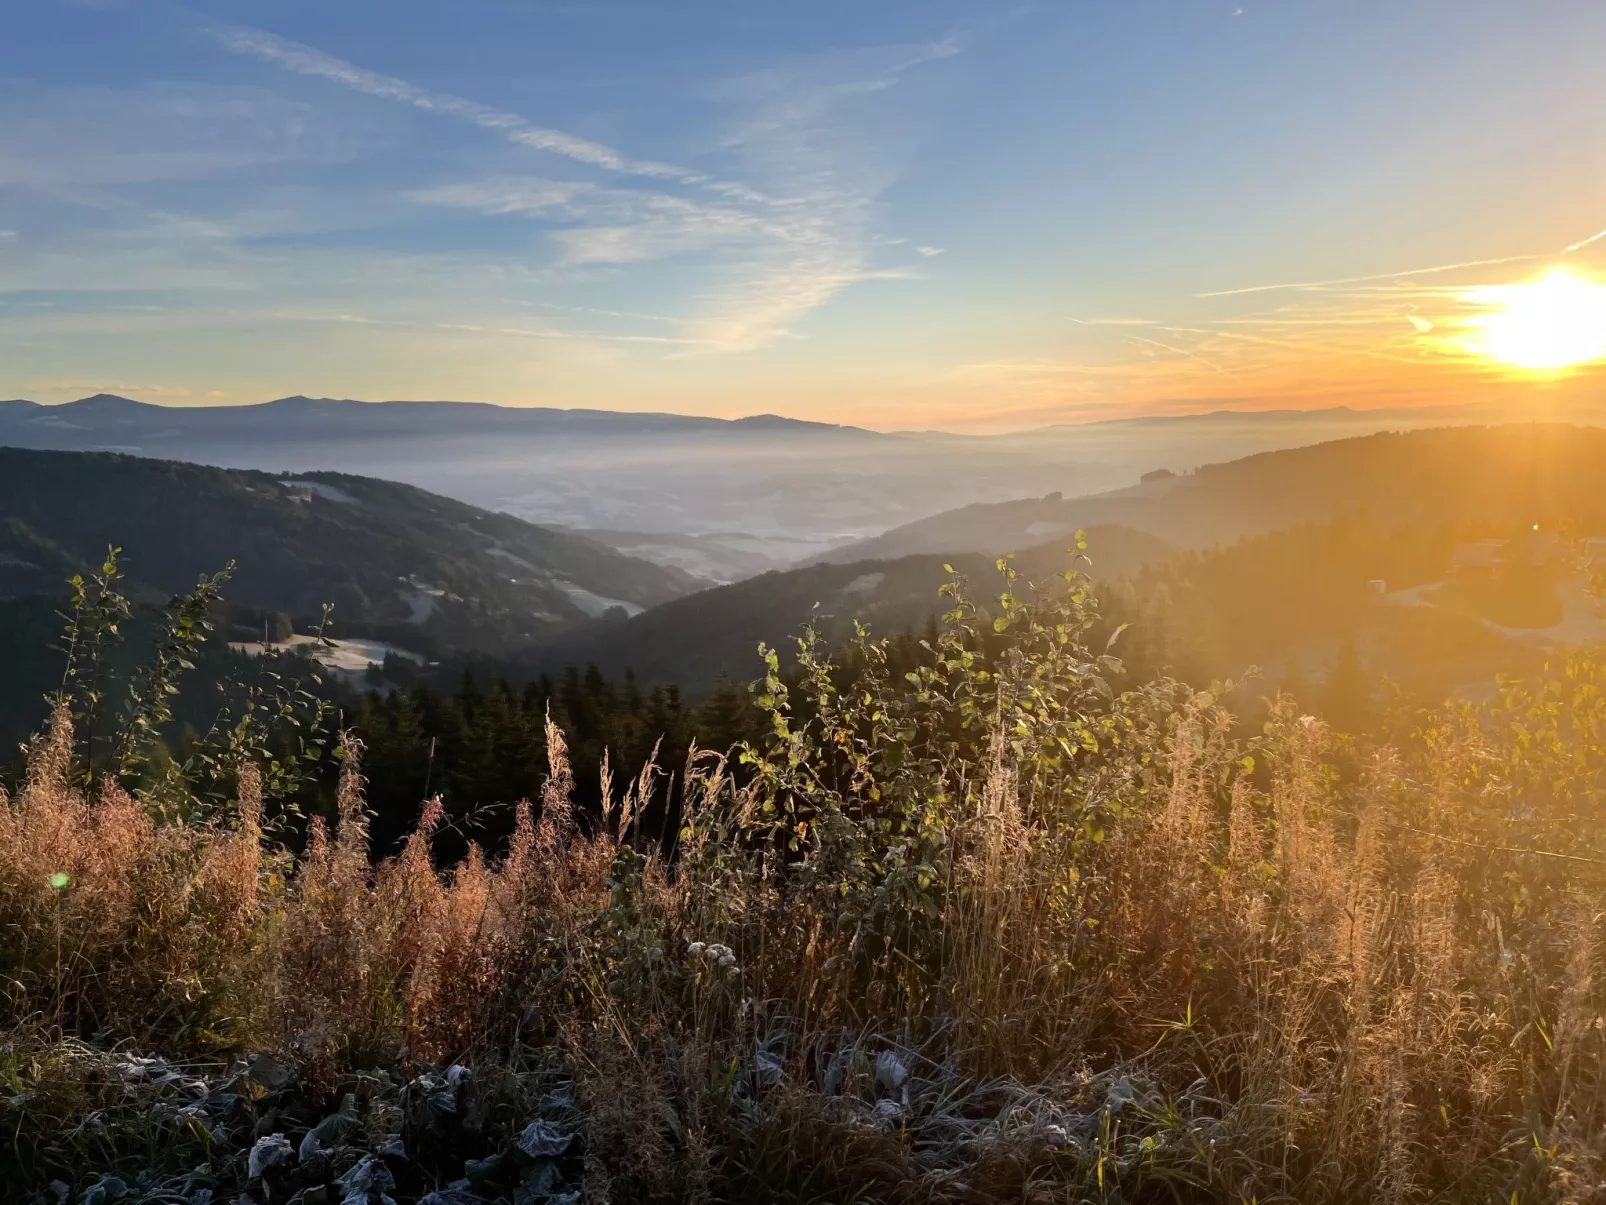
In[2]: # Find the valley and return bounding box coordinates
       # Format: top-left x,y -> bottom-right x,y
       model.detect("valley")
5,393 -> 1590,577
4,421 -> 1604,748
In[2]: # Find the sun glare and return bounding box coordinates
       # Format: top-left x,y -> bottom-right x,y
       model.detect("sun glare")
1460,266 -> 1606,371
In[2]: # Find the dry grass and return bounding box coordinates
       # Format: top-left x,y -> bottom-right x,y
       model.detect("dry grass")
4,625 -> 1606,1201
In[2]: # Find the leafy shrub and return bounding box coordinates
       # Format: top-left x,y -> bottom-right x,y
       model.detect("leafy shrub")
2,551 -> 1604,1203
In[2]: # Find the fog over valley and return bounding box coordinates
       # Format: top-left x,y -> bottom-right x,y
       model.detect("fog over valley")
3,391 -> 1581,578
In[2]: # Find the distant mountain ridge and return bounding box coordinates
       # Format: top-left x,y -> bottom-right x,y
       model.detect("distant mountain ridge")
0,391 -> 1531,441
0,394 -> 882,440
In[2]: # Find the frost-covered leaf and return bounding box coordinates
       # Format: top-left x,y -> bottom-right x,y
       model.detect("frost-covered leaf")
523,1160 -> 563,1196
78,1176 -> 127,1205
874,1050 -> 909,1095
464,1153 -> 503,1188
301,1092 -> 361,1160
246,1052 -> 293,1090
247,1134 -> 294,1181
337,1154 -> 396,1201
754,1049 -> 784,1088
518,1118 -> 572,1158
419,1185 -> 479,1205
872,1098 -> 906,1126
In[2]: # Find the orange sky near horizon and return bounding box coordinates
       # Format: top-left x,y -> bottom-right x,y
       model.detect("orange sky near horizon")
857,249 -> 1606,434
57,244 -> 1606,436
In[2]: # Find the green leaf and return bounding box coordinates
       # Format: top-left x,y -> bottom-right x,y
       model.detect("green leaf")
49,872 -> 71,890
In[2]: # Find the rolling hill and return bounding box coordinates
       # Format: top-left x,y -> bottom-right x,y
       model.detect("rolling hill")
820,424 -> 1606,562
2,393 -> 1551,566
549,527 -> 849,584
0,447 -> 697,654
517,525 -> 1173,694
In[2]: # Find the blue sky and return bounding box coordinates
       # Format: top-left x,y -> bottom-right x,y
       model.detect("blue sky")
3,0 -> 1604,428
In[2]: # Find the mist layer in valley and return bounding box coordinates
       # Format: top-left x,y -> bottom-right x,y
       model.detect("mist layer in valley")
4,392 -> 1582,581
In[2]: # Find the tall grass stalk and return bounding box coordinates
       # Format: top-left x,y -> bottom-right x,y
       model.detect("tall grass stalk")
3,560 -> 1604,1202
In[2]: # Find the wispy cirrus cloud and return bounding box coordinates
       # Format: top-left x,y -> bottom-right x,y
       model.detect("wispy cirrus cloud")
412,176 -> 769,266
3,11 -> 961,408
206,22 -> 958,353
206,23 -> 767,203
305,310 -> 696,346
0,80 -> 335,201
676,38 -> 959,351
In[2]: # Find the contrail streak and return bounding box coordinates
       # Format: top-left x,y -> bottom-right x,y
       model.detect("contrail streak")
1195,254 -> 1541,298
1123,334 -> 1247,384
1565,229 -> 1606,254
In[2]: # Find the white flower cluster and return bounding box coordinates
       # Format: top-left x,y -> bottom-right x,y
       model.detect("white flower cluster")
686,940 -> 738,971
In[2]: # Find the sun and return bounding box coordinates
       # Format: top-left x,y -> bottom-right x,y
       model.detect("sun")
1460,266 -> 1606,371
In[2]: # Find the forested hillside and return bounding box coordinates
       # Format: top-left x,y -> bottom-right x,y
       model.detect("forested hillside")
518,526 -> 1172,693
0,447 -> 696,652
828,424 -> 1606,560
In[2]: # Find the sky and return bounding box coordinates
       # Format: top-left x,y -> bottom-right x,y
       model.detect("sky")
2,0 -> 1605,430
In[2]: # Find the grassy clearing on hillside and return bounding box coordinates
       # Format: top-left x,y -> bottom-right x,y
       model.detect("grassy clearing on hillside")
2,556 -> 1605,1204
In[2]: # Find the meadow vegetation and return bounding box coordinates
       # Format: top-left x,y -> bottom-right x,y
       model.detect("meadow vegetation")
2,548 -> 1605,1204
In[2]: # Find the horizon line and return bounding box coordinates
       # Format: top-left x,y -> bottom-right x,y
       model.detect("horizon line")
0,390 -> 1545,439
